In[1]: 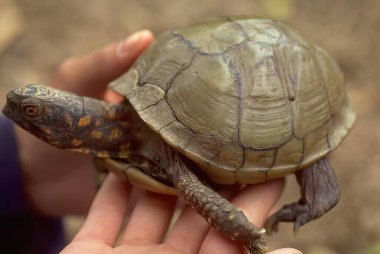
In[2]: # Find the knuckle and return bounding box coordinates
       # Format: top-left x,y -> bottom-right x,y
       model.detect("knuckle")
90,49 -> 110,66
57,57 -> 79,76
52,57 -> 78,84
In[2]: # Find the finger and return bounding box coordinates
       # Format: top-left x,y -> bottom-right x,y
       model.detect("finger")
268,248 -> 303,254
164,204 -> 211,254
73,173 -> 131,246
199,178 -> 285,254
164,187 -> 239,254
52,30 -> 154,98
233,179 -> 285,225
119,191 -> 177,245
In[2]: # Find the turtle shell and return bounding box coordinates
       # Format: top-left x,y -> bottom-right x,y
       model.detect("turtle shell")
111,16 -> 356,184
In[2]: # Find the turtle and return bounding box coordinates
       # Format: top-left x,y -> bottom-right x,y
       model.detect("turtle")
2,16 -> 356,253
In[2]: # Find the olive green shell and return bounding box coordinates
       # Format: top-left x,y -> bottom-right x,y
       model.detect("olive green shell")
111,16 -> 356,184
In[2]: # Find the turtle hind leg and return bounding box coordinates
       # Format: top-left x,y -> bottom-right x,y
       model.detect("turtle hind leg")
265,158 -> 340,235
169,152 -> 267,254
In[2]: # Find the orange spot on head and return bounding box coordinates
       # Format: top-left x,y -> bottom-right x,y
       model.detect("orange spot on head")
110,128 -> 122,140
78,115 -> 92,127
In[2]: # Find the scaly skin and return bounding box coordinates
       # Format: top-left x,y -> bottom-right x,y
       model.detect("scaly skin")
169,151 -> 267,254
3,84 -> 268,253
266,158 -> 340,235
2,84 -> 138,157
2,84 -> 340,254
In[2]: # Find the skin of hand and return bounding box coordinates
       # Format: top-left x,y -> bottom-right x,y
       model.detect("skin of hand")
14,29 -> 301,254
15,30 -> 154,215
60,174 -> 302,254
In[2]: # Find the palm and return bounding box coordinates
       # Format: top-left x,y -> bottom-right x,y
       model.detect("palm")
64,242 -> 185,254
15,30 -> 154,216
60,174 -> 299,254
15,29 -> 300,254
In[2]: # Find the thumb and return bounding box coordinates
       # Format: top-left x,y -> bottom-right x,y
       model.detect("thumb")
51,30 -> 154,98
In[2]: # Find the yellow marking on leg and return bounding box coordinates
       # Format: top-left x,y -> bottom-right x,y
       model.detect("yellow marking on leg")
78,115 -> 92,127
118,152 -> 129,159
91,130 -> 103,139
119,143 -> 130,152
119,143 -> 130,151
71,139 -> 83,146
110,128 -> 122,140
118,143 -> 131,158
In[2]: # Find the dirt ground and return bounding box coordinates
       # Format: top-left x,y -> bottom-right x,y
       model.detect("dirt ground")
0,0 -> 379,253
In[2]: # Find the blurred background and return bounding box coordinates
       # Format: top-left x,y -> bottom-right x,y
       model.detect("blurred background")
0,0 -> 379,253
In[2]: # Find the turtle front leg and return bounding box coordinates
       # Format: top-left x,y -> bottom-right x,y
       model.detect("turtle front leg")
265,158 -> 340,235
170,153 -> 267,254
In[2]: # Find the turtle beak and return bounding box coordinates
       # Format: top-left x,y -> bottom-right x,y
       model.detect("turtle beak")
2,91 -> 19,120
2,102 -> 10,117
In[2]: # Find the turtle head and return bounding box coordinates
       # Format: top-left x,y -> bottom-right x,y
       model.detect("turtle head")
3,84 -> 83,148
3,84 -> 137,157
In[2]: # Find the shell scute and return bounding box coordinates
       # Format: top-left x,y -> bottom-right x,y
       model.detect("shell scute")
159,121 -> 193,150
236,42 -> 293,149
217,144 -> 245,170
111,17 -> 355,184
138,33 -> 196,90
138,100 -> 176,131
273,138 -> 304,170
185,134 -> 221,163
176,17 -> 246,54
167,54 -> 239,144
128,83 -> 165,111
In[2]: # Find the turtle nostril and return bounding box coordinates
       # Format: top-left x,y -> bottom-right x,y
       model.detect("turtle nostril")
2,103 -> 11,117
6,91 -> 17,103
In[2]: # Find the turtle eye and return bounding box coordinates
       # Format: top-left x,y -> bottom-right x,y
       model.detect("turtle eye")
23,105 -> 39,116
21,99 -> 43,118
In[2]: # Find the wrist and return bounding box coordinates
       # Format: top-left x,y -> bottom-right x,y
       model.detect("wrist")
0,117 -> 27,214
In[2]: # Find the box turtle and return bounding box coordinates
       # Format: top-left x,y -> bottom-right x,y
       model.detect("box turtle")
3,16 -> 356,253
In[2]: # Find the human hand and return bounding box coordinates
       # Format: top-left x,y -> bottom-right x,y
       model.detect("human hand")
60,174 -> 302,254
14,30 -> 154,216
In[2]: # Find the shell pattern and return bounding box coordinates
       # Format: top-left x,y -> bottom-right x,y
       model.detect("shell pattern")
111,16 -> 356,184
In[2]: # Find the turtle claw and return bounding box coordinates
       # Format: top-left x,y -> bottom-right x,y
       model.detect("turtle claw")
265,202 -> 311,237
249,238 -> 268,254
293,212 -> 309,236
265,159 -> 341,237
264,215 -> 280,236
256,227 -> 266,235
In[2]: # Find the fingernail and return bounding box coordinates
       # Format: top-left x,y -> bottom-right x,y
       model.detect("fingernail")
117,30 -> 148,56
